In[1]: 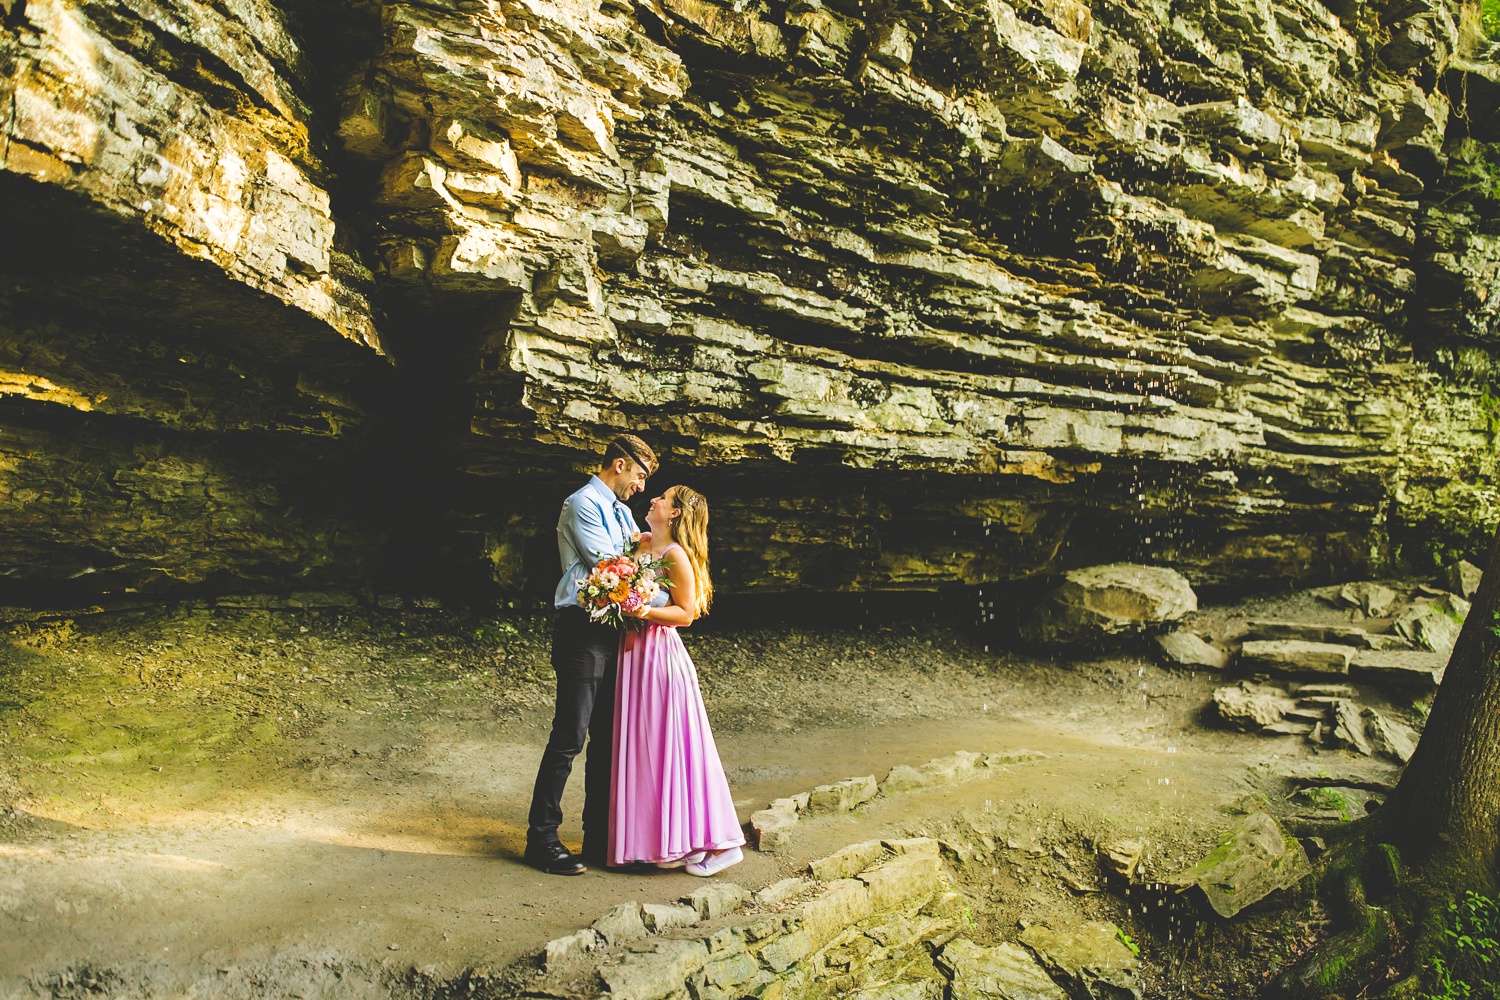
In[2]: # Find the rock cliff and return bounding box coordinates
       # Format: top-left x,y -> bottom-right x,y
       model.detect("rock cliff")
1,0 -> 1497,599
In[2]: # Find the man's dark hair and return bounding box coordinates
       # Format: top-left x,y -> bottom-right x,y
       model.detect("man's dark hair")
604,434 -> 659,476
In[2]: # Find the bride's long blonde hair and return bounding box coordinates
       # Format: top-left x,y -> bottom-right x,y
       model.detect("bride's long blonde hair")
668,486 -> 713,617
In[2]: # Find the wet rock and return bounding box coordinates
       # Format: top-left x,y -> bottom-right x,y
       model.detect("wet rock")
1018,921 -> 1142,1000
1237,640 -> 1354,678
1020,565 -> 1197,647
808,775 -> 878,815
1364,709 -> 1418,763
1214,681 -> 1297,729
1163,813 -> 1311,918
1155,630 -> 1229,670
1349,650 -> 1447,690
1444,560 -> 1483,599
937,937 -> 1069,1000
1336,582 -> 1399,618
1394,602 -> 1464,656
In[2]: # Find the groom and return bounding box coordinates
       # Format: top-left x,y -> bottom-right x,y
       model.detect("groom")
524,433 -> 659,875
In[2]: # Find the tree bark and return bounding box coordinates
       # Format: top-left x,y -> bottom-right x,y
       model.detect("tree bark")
1382,528 -> 1500,886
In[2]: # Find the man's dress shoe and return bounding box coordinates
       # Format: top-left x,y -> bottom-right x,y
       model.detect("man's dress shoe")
525,842 -> 586,875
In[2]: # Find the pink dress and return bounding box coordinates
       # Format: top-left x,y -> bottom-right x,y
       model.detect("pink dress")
608,612 -> 745,866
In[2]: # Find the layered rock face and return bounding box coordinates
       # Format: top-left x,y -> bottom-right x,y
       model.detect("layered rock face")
1,0 -> 1497,599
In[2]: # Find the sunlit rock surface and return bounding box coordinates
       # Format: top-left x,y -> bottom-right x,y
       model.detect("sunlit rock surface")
0,0 -> 1498,598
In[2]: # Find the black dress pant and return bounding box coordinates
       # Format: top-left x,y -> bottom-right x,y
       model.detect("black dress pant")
526,608 -> 619,854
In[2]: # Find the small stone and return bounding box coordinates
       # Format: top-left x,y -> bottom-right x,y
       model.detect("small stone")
592,902 -> 648,945
641,902 -> 700,933
751,798 -> 800,851
807,775 -> 878,814
684,882 -> 750,921
754,877 -> 814,906
1155,629 -> 1230,669
542,928 -> 603,971
809,840 -> 887,882
1238,639 -> 1354,677
1099,839 -> 1146,881
1444,560 -> 1483,599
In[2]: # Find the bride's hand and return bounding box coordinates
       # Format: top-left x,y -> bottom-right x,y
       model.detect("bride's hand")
626,604 -> 650,620
636,530 -> 652,546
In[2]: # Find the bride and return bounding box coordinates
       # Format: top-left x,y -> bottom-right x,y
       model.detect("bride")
609,485 -> 745,876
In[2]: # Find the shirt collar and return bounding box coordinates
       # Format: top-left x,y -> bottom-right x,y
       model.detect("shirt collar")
586,475 -> 622,507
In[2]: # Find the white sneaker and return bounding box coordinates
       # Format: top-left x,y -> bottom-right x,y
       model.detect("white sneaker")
685,847 -> 743,877
655,851 -> 707,870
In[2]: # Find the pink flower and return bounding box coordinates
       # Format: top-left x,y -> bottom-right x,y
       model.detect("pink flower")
621,591 -> 644,613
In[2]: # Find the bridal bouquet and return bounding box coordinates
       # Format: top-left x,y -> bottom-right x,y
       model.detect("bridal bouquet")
578,542 -> 670,630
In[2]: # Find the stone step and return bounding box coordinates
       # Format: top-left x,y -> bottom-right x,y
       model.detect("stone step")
1349,649 -> 1446,690
1238,639 -> 1353,678
1243,619 -> 1373,647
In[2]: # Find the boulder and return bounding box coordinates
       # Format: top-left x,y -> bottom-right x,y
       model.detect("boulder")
936,937 -> 1068,1000
1443,560 -> 1483,599
1214,682 -> 1296,729
1244,620 -> 1370,646
1336,582 -> 1399,618
1019,564 -> 1197,647
1394,603 -> 1463,656
1364,708 -> 1418,763
1238,640 -> 1354,678
1018,921 -> 1141,1000
1164,812 -> 1311,918
1155,629 -> 1229,670
751,796 -> 801,851
1099,839 -> 1147,881
1349,649 -> 1446,690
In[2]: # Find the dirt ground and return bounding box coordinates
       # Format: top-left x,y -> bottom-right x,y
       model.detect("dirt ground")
0,589 -> 1428,998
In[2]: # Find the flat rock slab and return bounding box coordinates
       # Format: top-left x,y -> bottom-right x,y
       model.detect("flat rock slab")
1019,563 -> 1197,646
1244,619 -> 1373,647
1238,639 -> 1353,677
1350,649 -> 1446,690
937,937 -> 1068,1000
1164,812 -> 1311,918
1156,629 -> 1229,670
1018,921 -> 1141,1000
1282,759 -> 1401,793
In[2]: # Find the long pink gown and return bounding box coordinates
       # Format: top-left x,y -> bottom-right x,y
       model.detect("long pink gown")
609,611 -> 745,866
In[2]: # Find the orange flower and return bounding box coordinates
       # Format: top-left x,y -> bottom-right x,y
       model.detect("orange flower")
610,581 -> 631,602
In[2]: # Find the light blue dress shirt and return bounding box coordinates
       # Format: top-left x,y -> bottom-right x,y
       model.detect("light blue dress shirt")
554,475 -> 640,608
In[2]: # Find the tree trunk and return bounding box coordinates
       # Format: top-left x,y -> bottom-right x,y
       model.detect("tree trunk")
1382,528 -> 1500,886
